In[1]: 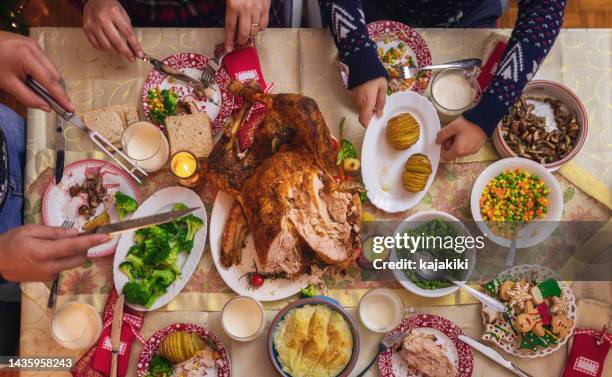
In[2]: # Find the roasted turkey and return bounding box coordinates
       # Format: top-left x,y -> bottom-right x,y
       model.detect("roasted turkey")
207,81 -> 361,277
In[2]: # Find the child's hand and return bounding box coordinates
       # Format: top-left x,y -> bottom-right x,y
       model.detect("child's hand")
350,77 -> 387,127
435,116 -> 487,160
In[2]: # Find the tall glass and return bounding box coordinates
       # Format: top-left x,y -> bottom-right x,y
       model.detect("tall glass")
121,121 -> 170,173
50,302 -> 102,350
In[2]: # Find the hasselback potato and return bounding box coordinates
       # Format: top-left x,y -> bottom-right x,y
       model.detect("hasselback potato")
401,153 -> 432,192
386,113 -> 420,150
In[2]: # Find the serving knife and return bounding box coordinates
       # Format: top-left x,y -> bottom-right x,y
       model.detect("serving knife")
110,294 -> 125,377
85,207 -> 199,236
458,335 -> 533,377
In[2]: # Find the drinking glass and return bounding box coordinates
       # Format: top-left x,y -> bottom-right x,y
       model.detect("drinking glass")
121,121 -> 170,173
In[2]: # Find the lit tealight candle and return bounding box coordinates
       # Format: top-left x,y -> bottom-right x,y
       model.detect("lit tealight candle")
171,151 -> 197,178
170,151 -> 204,189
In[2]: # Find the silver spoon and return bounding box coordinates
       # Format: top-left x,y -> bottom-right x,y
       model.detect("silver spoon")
398,58 -> 481,80
414,253 -> 506,312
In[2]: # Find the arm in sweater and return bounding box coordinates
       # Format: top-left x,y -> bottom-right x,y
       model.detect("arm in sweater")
463,0 -> 567,135
319,0 -> 388,89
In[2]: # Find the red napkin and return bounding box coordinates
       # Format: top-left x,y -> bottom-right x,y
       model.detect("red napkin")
215,42 -> 271,151
477,37 -> 508,91
562,327 -> 611,377
71,288 -> 145,377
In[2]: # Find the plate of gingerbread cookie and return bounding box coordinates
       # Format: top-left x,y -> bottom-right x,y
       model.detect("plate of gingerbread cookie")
480,264 -> 576,358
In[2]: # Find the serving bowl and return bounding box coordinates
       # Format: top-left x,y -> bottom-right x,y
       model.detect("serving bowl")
267,296 -> 360,377
493,80 -> 588,171
470,157 -> 563,248
390,210 -> 476,298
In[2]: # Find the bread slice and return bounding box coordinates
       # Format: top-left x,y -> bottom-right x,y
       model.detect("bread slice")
83,104 -> 140,146
165,113 -> 213,158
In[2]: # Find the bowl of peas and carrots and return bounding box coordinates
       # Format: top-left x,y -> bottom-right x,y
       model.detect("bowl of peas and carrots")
471,158 -> 563,248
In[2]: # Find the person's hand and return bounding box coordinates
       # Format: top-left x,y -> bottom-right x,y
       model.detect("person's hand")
224,0 -> 272,52
0,225 -> 109,282
0,31 -> 73,112
350,77 -> 387,127
435,116 -> 487,160
82,0 -> 143,62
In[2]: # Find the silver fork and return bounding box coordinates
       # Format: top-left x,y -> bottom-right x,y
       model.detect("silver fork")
397,58 -> 481,80
356,328 -> 409,377
201,51 -> 229,88
47,219 -> 75,309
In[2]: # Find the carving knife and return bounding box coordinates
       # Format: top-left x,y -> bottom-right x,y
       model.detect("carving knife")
110,294 -> 125,377
85,207 -> 199,235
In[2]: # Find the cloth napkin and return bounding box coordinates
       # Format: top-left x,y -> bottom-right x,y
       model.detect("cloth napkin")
477,33 -> 509,91
215,42 -> 271,151
562,327 -> 611,377
71,288 -> 145,377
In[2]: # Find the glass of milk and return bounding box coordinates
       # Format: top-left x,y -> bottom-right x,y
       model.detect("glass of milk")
220,296 -> 266,342
430,68 -> 480,124
121,121 -> 170,173
50,302 -> 103,350
358,288 -> 407,333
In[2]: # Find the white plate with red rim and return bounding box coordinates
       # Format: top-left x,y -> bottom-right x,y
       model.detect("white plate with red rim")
209,191 -> 319,302
379,314 -> 474,377
340,20 -> 432,94
136,322 -> 231,377
361,91 -> 441,213
113,186 -> 207,311
141,52 -> 233,132
41,159 -> 142,258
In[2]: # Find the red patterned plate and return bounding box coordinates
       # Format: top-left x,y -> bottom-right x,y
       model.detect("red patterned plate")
340,20 -> 432,94
41,159 -> 142,258
136,323 -> 231,377
141,52 -> 233,132
378,314 -> 474,377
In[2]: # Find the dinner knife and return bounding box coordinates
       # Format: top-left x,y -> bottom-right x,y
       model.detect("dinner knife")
54,116 -> 65,184
141,53 -> 203,86
458,335 -> 534,377
110,294 -> 125,377
85,207 -> 199,236
55,79 -> 67,184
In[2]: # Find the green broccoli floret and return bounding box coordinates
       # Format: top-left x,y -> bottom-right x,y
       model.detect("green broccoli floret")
134,228 -> 149,245
146,355 -> 172,377
119,261 -> 142,281
148,225 -> 170,241
125,254 -> 145,272
161,89 -> 178,114
151,269 -> 176,288
183,215 -> 203,241
300,284 -> 318,298
123,281 -> 152,307
173,203 -> 188,211
115,192 -> 138,220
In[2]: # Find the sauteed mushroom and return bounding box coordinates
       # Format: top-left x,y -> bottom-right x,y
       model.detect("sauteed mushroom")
500,96 -> 580,164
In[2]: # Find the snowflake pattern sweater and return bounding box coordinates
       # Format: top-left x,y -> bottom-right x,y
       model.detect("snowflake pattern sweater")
320,0 -> 567,135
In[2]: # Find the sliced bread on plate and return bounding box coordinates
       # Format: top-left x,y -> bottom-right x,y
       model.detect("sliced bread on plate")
83,104 -> 139,146
166,113 -> 213,158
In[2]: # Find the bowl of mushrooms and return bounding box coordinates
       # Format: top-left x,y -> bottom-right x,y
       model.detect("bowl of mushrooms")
494,80 -> 588,170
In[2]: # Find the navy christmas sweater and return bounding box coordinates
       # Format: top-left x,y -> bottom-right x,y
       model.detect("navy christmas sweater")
319,0 -> 567,135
